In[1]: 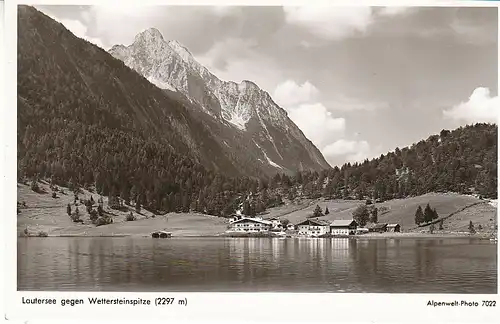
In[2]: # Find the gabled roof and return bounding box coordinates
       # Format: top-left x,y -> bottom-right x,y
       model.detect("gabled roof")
369,223 -> 388,229
296,219 -> 330,226
231,217 -> 272,225
330,219 -> 357,227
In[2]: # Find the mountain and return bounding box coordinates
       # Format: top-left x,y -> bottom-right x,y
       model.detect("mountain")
109,28 -> 331,176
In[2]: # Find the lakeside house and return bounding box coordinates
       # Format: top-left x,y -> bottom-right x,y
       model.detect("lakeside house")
287,223 -> 295,231
229,214 -> 243,223
387,224 -> 401,232
296,219 -> 330,236
368,223 -> 388,233
229,217 -> 272,232
330,219 -> 358,236
268,217 -> 283,229
356,227 -> 369,235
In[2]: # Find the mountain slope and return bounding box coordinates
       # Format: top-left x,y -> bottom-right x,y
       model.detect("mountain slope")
109,28 -> 330,175
270,123 -> 497,201
18,6 -> 251,177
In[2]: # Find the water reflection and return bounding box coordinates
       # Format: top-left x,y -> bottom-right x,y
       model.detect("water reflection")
17,237 -> 497,293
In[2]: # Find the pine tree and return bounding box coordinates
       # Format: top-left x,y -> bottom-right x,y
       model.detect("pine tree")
67,203 -> 71,216
424,203 -> 434,223
324,207 -> 330,215
468,220 -> 475,234
370,207 -> 378,223
432,208 -> 439,221
30,176 -> 39,192
135,199 -> 141,214
439,219 -> 444,230
415,205 -> 424,225
313,205 -> 323,218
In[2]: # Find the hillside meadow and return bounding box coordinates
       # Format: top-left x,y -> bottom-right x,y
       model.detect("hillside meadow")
17,181 -> 496,238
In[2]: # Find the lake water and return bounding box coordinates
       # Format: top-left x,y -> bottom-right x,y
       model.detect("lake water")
18,237 -> 497,293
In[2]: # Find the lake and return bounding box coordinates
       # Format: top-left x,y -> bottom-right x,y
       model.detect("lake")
17,237 -> 497,293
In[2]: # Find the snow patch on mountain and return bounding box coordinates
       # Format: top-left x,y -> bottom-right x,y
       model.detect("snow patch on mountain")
147,76 -> 177,92
254,141 -> 283,169
227,111 -> 248,131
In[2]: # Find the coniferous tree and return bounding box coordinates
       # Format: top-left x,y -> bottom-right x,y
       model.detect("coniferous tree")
468,220 -> 475,234
313,205 -> 323,218
424,203 -> 434,223
415,205 -> 424,225
432,208 -> 439,221
324,207 -> 330,215
371,207 -> 378,223
439,219 -> 444,230
135,199 -> 141,214
66,203 -> 71,216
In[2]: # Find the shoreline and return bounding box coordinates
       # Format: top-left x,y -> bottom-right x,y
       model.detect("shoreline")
18,232 -> 496,240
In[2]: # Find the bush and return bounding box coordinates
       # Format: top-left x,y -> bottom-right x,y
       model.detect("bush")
89,209 -> 98,222
126,212 -> 136,222
37,231 -> 48,237
96,216 -> 113,227
52,192 -> 57,198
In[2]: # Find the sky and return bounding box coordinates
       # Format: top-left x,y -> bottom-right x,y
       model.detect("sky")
35,5 -> 498,167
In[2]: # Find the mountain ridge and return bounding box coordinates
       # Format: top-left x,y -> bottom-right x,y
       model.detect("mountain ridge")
109,27 -> 331,175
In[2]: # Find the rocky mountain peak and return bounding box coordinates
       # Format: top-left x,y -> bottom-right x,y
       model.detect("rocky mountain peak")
109,30 -> 331,174
134,27 -> 164,43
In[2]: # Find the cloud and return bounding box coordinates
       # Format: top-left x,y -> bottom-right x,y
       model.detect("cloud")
273,80 -> 319,107
378,7 -> 413,17
443,87 -> 499,124
327,94 -> 389,111
42,10 -> 105,48
450,18 -> 497,45
273,80 -> 346,154
323,139 -> 371,163
197,38 -> 257,72
288,103 -> 346,148
284,6 -> 374,40
58,18 -> 105,48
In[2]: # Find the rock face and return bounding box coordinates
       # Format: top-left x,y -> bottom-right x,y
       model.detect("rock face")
109,28 -> 331,176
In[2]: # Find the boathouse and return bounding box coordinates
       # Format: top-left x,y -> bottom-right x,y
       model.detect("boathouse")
330,219 -> 358,236
387,223 -> 401,232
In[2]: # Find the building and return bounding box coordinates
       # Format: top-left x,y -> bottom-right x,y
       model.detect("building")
330,219 -> 358,236
229,217 -> 272,232
268,217 -> 283,229
356,227 -> 369,235
296,219 -> 330,236
387,224 -> 401,232
229,214 -> 244,223
287,223 -> 295,231
368,223 -> 388,233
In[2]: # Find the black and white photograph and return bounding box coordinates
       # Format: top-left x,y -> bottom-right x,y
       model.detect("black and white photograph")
14,2 -> 498,298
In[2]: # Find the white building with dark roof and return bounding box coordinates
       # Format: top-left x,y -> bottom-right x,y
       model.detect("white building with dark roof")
296,219 -> 330,236
330,219 -> 358,236
228,217 -> 272,233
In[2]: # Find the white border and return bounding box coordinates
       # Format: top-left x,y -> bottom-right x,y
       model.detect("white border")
3,0 -> 500,323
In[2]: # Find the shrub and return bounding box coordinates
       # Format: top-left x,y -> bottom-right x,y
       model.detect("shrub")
89,209 -> 98,222
96,216 -> 113,226
37,231 -> 48,237
126,212 -> 136,222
